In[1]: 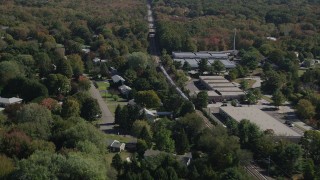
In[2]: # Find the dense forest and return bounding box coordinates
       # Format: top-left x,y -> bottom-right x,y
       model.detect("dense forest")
1,0 -> 320,179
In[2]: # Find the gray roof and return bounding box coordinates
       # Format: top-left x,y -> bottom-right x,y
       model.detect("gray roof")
0,97 -> 23,104
112,75 -> 125,83
214,87 -> 243,92
220,107 -> 301,137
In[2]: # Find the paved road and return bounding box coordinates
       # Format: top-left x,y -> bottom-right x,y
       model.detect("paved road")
89,82 -> 115,132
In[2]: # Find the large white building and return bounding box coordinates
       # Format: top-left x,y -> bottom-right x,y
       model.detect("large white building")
199,76 -> 245,101
220,106 -> 301,137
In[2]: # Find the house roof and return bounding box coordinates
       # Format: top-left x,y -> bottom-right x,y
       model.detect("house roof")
144,108 -> 157,117
118,85 -> 132,94
112,75 -> 125,83
0,97 -> 23,104
108,140 -> 125,148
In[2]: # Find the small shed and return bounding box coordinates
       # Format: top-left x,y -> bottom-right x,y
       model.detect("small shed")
118,85 -> 132,95
107,140 -> 126,152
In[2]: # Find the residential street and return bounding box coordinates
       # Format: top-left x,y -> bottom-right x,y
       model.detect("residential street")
89,82 -> 115,132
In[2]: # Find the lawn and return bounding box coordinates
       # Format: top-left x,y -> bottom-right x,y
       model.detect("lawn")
234,78 -> 257,88
96,81 -> 128,115
298,69 -> 307,77
262,95 -> 273,103
105,134 -> 136,143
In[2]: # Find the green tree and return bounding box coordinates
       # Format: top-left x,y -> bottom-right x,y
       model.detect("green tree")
175,129 -> 189,154
34,52 -> 52,77
198,59 -> 208,75
114,105 -> 122,125
211,60 -> 225,75
136,139 -> 148,157
195,91 -> 208,109
0,155 -> 15,179
61,98 -> 80,118
154,127 -> 175,153
67,54 -> 84,77
127,52 -> 149,74
240,80 -> 250,91
272,90 -> 285,108
57,58 -> 73,78
112,154 -> 122,174
166,167 -> 178,180
17,103 -> 53,140
154,167 -> 168,180
139,126 -> 153,148
45,74 -> 71,95
304,159 -> 315,180
123,69 -> 137,86
0,61 -> 24,84
238,119 -> 262,150
180,100 -> 195,116
131,120 -> 152,137
80,97 -> 101,121
135,90 -> 161,108
296,99 -> 316,119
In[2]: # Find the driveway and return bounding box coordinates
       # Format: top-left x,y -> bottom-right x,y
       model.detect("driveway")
89,82 -> 115,132
245,76 -> 262,88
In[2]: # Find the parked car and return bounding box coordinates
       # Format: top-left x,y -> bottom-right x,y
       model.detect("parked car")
285,120 -> 294,127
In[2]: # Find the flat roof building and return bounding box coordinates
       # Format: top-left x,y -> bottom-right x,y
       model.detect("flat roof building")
220,107 -> 301,137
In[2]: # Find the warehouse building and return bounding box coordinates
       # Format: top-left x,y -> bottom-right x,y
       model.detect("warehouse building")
198,76 -> 245,101
219,106 -> 301,138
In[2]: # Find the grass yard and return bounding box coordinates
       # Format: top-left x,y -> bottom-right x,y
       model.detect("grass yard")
105,134 -> 136,143
262,95 -> 273,103
298,69 -> 307,77
96,81 -> 128,115
234,78 -> 257,88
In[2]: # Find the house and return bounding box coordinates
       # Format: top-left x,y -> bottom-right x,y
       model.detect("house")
0,97 -> 23,107
107,140 -> 126,152
143,108 -> 173,122
111,75 -> 125,84
118,85 -> 132,95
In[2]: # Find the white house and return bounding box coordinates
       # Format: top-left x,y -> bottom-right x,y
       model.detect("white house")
0,97 -> 23,107
118,85 -> 132,95
107,140 -> 126,152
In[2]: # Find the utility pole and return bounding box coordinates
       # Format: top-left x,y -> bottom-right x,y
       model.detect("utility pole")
267,156 -> 271,176
233,28 -> 237,51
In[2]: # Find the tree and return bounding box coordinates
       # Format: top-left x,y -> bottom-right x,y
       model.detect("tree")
194,91 -> 208,109
67,54 -> 84,77
135,90 -> 161,108
112,154 -> 122,174
296,99 -> 316,119
17,103 -> 53,140
0,61 -> 24,85
131,120 -> 152,137
240,80 -> 249,91
198,59 -> 208,74
114,105 -> 122,124
44,74 -> 71,95
139,126 -> 153,148
180,101 -> 195,116
304,159 -> 315,180
154,167 -> 168,180
34,52 -> 52,77
175,129 -> 189,154
272,90 -> 285,108
154,127 -> 175,153
123,69 -> 137,86
80,97 -> 101,121
211,60 -> 225,75
77,76 -> 91,91
57,58 -> 73,78
0,129 -> 33,159
0,155 -> 15,179
238,119 -> 262,150
136,139 -> 148,157
127,52 -> 149,74
182,61 -> 191,71
166,167 -> 178,180
61,98 -> 80,118
301,130 -> 320,164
